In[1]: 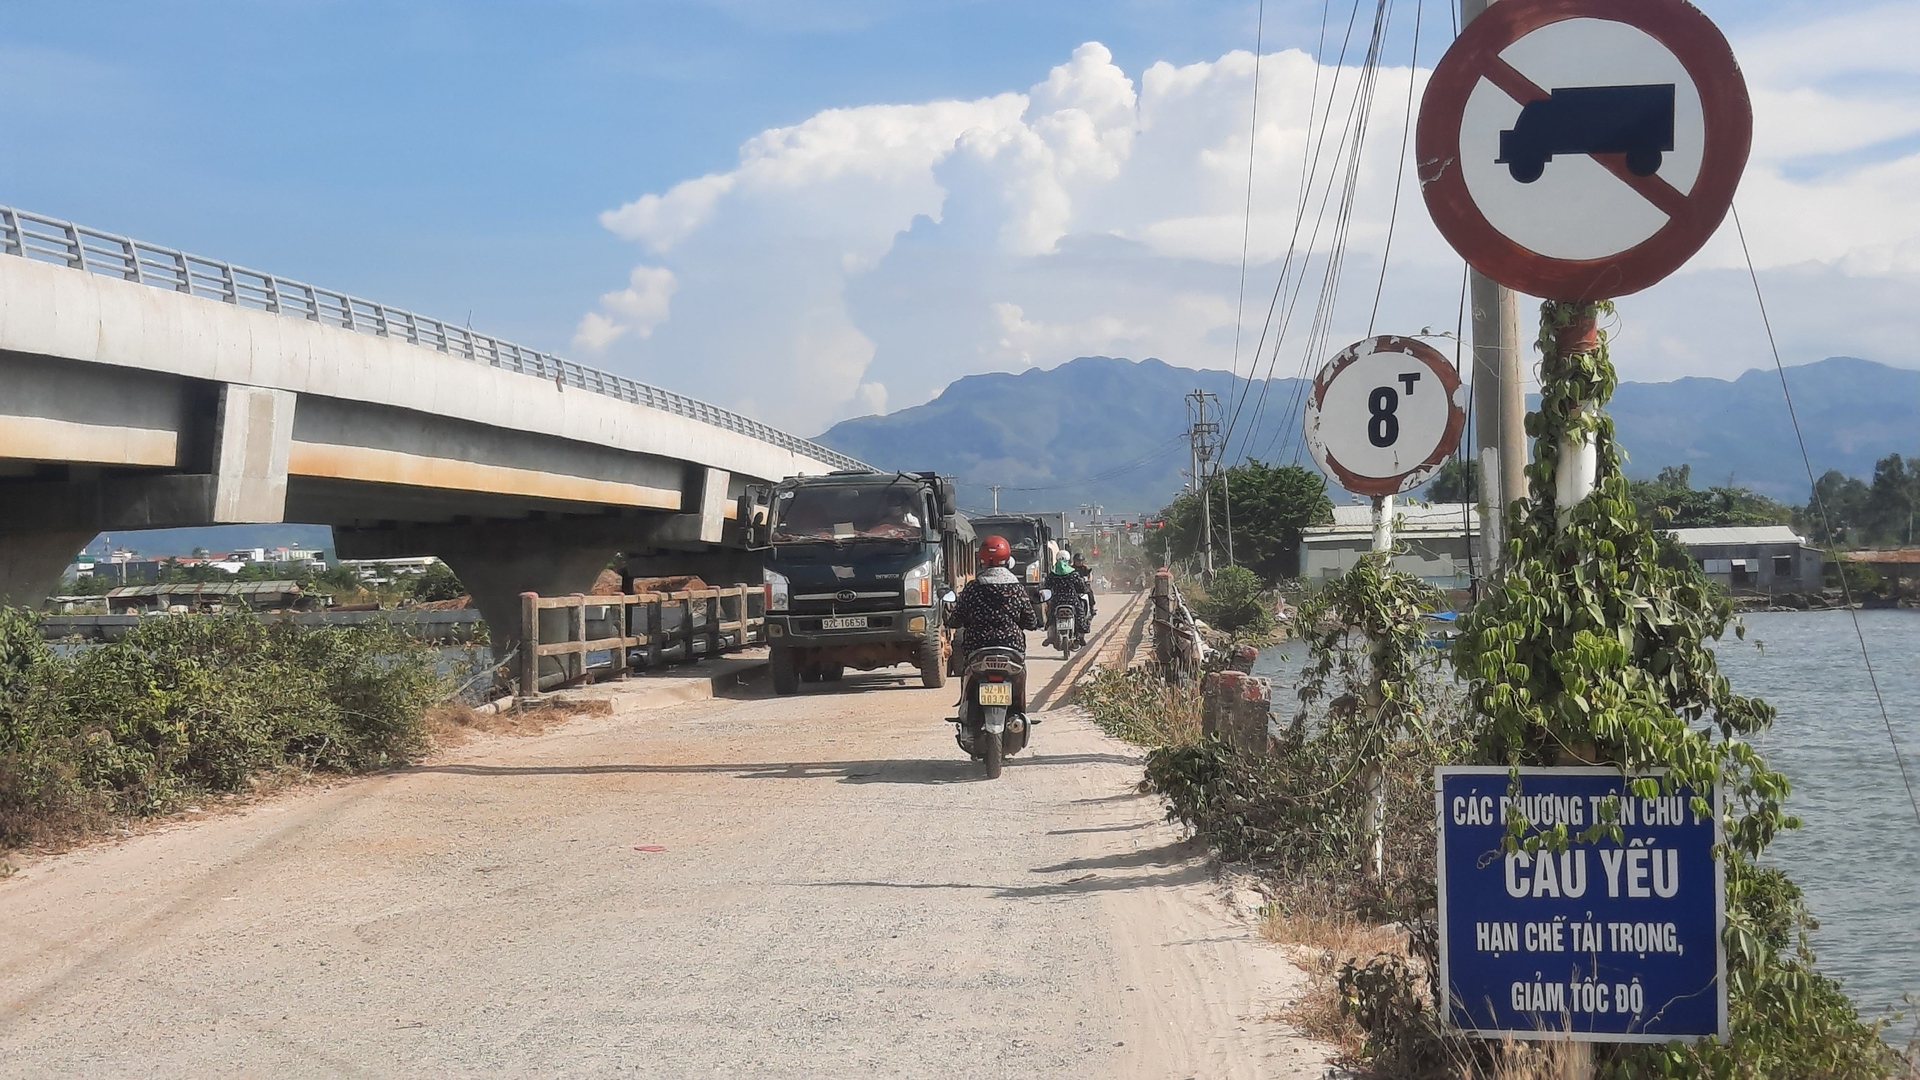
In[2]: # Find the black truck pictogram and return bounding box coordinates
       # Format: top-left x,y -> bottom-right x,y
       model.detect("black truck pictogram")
1496,83 -> 1675,183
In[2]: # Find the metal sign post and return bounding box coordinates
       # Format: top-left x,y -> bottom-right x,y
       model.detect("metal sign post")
1304,336 -> 1467,879
1414,0 -> 1752,1054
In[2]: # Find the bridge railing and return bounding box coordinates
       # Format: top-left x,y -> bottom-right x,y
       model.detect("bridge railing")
518,586 -> 764,696
0,205 -> 869,473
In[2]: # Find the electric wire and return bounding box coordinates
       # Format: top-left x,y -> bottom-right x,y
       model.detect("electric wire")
1367,0 -> 1422,334
1219,0 -> 1354,463
1235,0 -> 1385,461
1225,0 -> 1268,426
1731,203 -> 1920,832
1252,0 -> 1397,463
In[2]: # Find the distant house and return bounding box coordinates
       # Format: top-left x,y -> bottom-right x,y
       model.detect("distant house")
1301,502 -> 1483,591
106,580 -> 312,614
1839,548 -> 1920,586
1665,525 -> 1822,593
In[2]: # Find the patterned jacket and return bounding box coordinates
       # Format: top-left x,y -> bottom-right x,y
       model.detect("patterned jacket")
1043,569 -> 1087,607
949,566 -> 1042,654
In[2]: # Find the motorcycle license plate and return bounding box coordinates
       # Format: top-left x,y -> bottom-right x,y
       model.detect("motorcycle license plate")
821,616 -> 868,630
976,682 -> 1013,706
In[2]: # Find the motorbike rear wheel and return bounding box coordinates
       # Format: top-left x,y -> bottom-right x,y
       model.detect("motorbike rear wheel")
981,729 -> 1003,779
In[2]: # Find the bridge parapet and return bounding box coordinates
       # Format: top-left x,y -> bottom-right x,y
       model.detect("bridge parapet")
0,206 -> 867,473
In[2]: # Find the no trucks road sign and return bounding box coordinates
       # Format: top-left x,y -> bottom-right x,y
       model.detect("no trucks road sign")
1415,0 -> 1752,301
1303,336 -> 1466,498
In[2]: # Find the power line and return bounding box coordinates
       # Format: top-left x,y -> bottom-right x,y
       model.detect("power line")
1219,0 -> 1361,463
1226,0 -> 1268,407
1367,0 -> 1422,334
1731,203 -> 1920,833
1253,0 -> 1397,463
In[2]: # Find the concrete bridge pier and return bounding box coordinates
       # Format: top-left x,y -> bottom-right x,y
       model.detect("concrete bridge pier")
332,518 -> 633,664
1,528 -> 101,608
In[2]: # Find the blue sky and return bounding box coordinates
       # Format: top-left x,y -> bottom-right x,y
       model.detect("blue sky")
5,0 -> 1915,434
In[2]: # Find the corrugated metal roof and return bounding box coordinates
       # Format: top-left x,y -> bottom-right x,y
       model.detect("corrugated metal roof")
108,581 -> 302,598
1305,502 -> 1481,539
1842,548 -> 1920,564
1665,526 -> 1805,547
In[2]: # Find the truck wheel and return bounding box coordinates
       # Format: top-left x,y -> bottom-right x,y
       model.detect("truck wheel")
918,636 -> 946,689
770,648 -> 801,695
823,664 -> 845,682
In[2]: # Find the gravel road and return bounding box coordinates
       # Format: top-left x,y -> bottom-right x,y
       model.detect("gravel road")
0,604 -> 1334,1078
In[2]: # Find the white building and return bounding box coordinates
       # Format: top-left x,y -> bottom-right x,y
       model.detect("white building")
1666,525 -> 1823,593
1300,502 -> 1483,591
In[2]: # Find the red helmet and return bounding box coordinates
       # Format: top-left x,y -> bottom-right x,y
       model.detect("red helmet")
979,535 -> 1012,567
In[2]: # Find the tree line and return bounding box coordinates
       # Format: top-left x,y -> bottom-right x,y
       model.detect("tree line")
1148,450 -> 1920,589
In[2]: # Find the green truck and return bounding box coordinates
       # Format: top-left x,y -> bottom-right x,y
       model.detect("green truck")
751,471 -> 976,695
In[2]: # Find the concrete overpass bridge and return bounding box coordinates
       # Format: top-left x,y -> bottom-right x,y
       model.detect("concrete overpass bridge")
0,206 -> 867,643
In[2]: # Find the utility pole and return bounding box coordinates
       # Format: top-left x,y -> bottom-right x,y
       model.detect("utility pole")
1186,390 -> 1222,575
1461,0 -> 1527,580
988,485 -> 1001,513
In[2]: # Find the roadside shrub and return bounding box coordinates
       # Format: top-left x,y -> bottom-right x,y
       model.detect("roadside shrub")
1194,565 -> 1275,636
1077,668 -> 1203,748
0,611 -> 445,848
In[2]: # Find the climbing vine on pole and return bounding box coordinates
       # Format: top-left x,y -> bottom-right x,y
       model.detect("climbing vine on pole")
1454,299 -> 1788,851
1448,301 -> 1893,1075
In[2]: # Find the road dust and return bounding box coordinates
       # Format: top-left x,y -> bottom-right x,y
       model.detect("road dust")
0,613 -> 1336,1077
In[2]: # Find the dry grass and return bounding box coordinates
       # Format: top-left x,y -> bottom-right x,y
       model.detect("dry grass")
1262,894 -> 1407,1056
423,698 -> 614,748
1483,1038 -> 1596,1080
1077,668 -> 1204,748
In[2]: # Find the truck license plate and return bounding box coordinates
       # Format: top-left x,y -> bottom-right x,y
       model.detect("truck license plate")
976,682 -> 1013,706
821,616 -> 868,630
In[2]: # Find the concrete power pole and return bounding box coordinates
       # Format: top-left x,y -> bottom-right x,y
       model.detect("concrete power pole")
1186,390 -> 1221,576
1460,0 -> 1528,578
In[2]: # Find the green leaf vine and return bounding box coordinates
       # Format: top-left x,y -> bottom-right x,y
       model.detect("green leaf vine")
1448,299 -> 1895,1076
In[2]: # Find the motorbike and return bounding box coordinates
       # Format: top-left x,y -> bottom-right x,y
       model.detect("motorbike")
955,645 -> 1029,779
1048,596 -> 1086,658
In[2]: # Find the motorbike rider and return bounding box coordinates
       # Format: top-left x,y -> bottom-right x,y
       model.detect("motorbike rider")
947,535 -> 1042,658
1071,553 -> 1097,621
1043,555 -> 1089,638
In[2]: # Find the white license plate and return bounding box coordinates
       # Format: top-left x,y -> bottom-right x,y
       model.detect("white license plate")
821,616 -> 868,630
976,682 -> 1013,706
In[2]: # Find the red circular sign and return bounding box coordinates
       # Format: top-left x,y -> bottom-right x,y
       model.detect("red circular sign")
1416,0 -> 1751,301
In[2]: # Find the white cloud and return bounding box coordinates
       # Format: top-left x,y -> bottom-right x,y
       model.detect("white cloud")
573,265 -> 679,351
581,13 -> 1920,435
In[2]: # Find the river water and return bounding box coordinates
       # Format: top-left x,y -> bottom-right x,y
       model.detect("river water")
1256,609 -> 1920,1025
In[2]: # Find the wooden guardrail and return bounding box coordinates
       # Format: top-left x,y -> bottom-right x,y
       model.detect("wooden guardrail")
518,586 -> 764,696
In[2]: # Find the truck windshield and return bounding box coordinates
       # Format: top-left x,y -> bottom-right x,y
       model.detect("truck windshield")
771,483 -> 927,542
984,522 -> 1040,559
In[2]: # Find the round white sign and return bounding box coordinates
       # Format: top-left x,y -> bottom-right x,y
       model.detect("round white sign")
1304,337 -> 1466,497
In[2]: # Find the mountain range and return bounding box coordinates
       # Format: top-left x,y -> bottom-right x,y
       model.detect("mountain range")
816,355 -> 1920,514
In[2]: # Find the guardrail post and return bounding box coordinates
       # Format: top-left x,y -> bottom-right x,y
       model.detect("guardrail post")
644,595 -> 663,669
707,591 -> 724,657
678,592 -> 697,664
570,594 -> 588,684
610,598 -> 630,680
520,592 -> 540,699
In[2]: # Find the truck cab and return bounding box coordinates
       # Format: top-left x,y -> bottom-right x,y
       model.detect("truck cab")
967,514 -> 1054,605
753,471 -> 975,695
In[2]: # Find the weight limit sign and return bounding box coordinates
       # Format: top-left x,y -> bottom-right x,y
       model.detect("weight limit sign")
1304,337 -> 1466,498
1415,0 -> 1752,301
